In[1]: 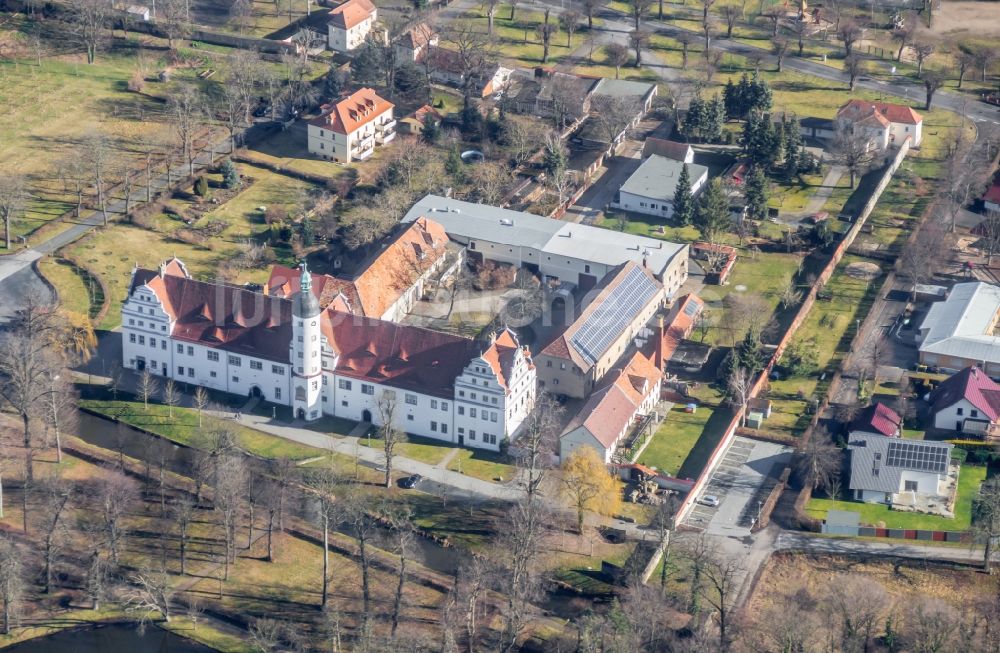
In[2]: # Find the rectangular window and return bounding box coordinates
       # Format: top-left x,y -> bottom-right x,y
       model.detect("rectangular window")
187,346 -> 194,356
339,379 -> 353,390
275,388 -> 282,400
361,384 -> 374,395
957,407 -> 964,415
178,366 -> 185,376
471,392 -> 477,400
441,402 -> 448,411
431,421 -> 438,432
407,414 -> 414,421
441,424 -> 448,434
150,338 -> 156,347
130,333 -> 136,343
458,427 -> 465,434
491,412 -> 498,423
272,365 -> 285,375
188,368 -> 194,378
151,361 -> 157,369
229,355 -> 241,367
177,344 -> 183,353
458,406 -> 465,416
405,394 -> 418,405
129,319 -> 135,326
138,336 -> 145,345
470,408 -> 477,418
162,341 -> 166,350
431,399 -> 438,409
469,430 -> 476,440
207,351 -> 219,362
250,361 -> 263,370
904,480 -> 918,492
459,390 -> 465,397
972,409 -> 979,418
210,371 -> 217,378
232,376 -> 239,383
341,400 -> 348,407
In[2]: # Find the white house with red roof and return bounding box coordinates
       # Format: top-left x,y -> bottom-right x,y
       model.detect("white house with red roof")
326,0 -> 377,52
835,99 -> 922,150
307,88 -> 395,162
120,259 -> 535,450
849,402 -> 902,439
928,365 -> 1000,436
559,351 -> 663,463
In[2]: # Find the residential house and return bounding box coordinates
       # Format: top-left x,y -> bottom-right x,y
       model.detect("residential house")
927,365 -> 1000,436
394,22 -> 438,62
645,293 -> 704,370
983,178 -> 1000,214
307,88 -> 395,162
559,351 -> 663,463
612,155 -> 709,219
536,262 -> 665,399
642,138 -> 694,163
267,217 -> 456,322
121,259 -> 534,451
508,69 -> 599,124
404,194 -> 689,297
847,434 -> 953,503
849,402 -> 902,438
326,0 -> 378,52
426,47 -> 512,98
835,99 -> 923,150
917,282 -> 1000,375
398,104 -> 443,136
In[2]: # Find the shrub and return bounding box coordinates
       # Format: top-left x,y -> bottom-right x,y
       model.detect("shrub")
127,71 -> 146,93
220,159 -> 240,189
264,206 -> 287,225
194,175 -> 209,197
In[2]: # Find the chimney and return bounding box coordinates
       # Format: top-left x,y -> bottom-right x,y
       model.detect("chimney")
654,316 -> 665,370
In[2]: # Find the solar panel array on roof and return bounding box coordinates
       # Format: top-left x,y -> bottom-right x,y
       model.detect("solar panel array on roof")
571,266 -> 660,366
886,440 -> 949,474
683,301 -> 699,317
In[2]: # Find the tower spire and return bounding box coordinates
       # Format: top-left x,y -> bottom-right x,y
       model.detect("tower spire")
300,261 -> 312,294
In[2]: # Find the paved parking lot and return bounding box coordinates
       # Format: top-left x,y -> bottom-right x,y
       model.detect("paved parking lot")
683,437 -> 793,537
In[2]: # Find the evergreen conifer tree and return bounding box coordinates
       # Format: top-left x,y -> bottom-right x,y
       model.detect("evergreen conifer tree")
673,163 -> 694,225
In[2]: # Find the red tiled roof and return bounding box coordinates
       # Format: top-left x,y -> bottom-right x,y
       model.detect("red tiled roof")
130,269 -> 294,363
310,88 -> 393,136
267,218 -> 448,319
328,0 -> 375,30
642,293 -> 704,367
562,351 -> 662,448
320,310 -> 477,398
837,99 -> 922,126
984,180 -> 1000,205
480,328 -> 533,390
412,104 -> 443,124
850,402 -> 902,437
397,23 -> 436,50
930,365 -> 1000,422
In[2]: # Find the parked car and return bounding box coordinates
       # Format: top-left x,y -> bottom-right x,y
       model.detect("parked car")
399,474 -> 422,489
699,495 -> 720,507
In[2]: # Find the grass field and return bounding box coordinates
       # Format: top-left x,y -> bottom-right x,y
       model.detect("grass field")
446,447 -> 515,483
464,5 -> 591,68
806,464 -> 987,531
58,163 -> 316,329
79,398 -> 326,460
358,432 -> 453,466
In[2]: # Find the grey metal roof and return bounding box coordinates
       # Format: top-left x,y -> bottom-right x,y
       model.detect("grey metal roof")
403,195 -> 562,249
618,156 -> 709,203
919,282 -> 1000,366
404,194 -> 687,278
848,434 -> 953,493
592,77 -> 657,100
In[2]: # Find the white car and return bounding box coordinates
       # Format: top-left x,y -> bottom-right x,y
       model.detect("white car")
699,495 -> 720,507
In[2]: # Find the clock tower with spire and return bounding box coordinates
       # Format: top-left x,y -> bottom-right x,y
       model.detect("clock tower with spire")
291,262 -> 323,421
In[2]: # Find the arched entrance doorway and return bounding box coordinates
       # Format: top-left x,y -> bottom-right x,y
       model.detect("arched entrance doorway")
249,385 -> 263,398
362,409 -> 373,423
296,408 -> 305,420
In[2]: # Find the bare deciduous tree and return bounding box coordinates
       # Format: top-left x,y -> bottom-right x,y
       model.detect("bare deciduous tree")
377,391 -> 406,488
606,42 -> 630,79
194,386 -> 209,427
0,175 -> 27,251
172,495 -> 197,576
794,430 -> 842,493
306,467 -> 340,607
214,453 -> 247,581
125,568 -> 175,624
772,36 -> 789,72
67,0 -> 110,63
168,84 -> 206,176
831,124 -> 874,188
139,368 -> 158,411
727,366 -> 754,427
837,20 -> 862,57
38,479 -> 72,594
162,378 -> 179,419
899,222 -> 949,297
0,537 -> 23,635
94,468 -> 138,567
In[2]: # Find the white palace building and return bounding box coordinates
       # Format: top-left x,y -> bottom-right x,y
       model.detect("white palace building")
120,258 -> 536,451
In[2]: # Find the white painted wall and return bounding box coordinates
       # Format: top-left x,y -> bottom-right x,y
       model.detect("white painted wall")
327,12 -> 376,52
933,398 -> 987,431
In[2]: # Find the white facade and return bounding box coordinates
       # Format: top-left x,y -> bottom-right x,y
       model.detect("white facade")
932,398 -> 992,433
854,469 -> 942,503
614,168 -> 708,219
888,120 -> 921,147
121,264 -> 535,452
327,3 -> 377,53
306,106 -> 395,163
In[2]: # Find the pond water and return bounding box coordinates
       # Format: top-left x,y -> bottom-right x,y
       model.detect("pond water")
5,623 -> 212,652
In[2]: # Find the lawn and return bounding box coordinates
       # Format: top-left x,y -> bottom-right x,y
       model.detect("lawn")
446,447 -> 515,483
358,432 -> 453,466
806,464 -> 988,531
60,163 -> 316,330
478,5 -> 591,68
638,390 -> 733,480
38,257 -> 99,319
79,398 -> 326,460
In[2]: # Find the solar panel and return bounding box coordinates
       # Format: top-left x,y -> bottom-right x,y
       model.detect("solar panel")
571,267 -> 661,366
683,301 -> 700,317
885,440 -> 949,474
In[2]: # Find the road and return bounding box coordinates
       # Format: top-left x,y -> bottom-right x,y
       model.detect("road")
776,531 -> 983,564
